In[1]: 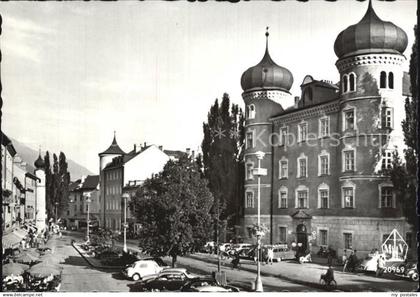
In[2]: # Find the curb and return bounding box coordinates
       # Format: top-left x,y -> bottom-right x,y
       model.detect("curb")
71,242 -> 124,270
186,254 -> 335,292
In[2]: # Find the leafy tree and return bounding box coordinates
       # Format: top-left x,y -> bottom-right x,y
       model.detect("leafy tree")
131,155 -> 214,267
58,152 -> 71,218
201,93 -> 245,242
43,151 -> 71,221
44,152 -> 53,218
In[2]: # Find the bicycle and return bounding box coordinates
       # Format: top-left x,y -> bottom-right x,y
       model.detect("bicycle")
319,275 -> 337,291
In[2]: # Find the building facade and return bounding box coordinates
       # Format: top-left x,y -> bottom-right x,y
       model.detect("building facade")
99,134 -> 187,232
65,176 -> 100,230
240,2 -> 413,258
2,132 -> 17,232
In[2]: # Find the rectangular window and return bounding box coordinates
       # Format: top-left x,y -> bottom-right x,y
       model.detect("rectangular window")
344,150 -> 355,171
279,191 -> 287,208
279,227 -> 287,243
343,187 -> 354,208
382,107 -> 393,129
297,191 -> 308,209
246,192 -> 254,208
279,127 -> 288,146
344,233 -> 352,249
246,164 -> 254,180
299,158 -> 307,178
298,123 -> 308,142
320,117 -> 330,137
381,187 -> 393,208
246,132 -> 253,149
280,161 -> 288,179
344,110 -> 355,130
320,155 -> 329,175
319,230 -> 328,246
381,151 -> 392,170
320,190 -> 328,209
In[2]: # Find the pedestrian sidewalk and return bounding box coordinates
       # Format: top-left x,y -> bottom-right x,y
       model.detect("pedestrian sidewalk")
187,253 -> 416,292
71,242 -> 122,270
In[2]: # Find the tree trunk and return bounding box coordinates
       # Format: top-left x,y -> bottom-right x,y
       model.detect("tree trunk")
171,255 -> 177,268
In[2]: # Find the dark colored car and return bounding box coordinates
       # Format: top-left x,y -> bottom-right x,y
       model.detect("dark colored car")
135,269 -> 200,292
181,277 -> 240,292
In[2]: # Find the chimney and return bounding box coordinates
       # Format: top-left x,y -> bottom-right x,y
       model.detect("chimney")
186,148 -> 191,155
158,145 -> 163,151
294,96 -> 300,108
191,150 -> 195,159
133,144 -> 137,152
144,142 -> 147,148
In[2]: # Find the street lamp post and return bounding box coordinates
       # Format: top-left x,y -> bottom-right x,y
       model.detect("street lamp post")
254,151 -> 266,292
85,193 -> 92,243
122,193 -> 130,253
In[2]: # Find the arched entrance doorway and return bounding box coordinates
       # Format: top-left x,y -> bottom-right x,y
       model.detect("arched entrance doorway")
296,224 -> 308,254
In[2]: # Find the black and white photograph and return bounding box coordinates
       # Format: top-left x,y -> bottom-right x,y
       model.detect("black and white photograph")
0,0 -> 418,293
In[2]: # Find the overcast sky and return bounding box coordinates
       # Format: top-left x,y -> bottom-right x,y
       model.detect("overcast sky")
1,0 -> 417,174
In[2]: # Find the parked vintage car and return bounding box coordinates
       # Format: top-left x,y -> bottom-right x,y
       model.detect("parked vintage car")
133,268 -> 200,292
228,243 -> 253,255
181,277 -> 240,292
123,260 -> 163,281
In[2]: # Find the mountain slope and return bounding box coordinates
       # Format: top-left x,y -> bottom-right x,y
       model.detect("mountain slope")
9,137 -> 94,179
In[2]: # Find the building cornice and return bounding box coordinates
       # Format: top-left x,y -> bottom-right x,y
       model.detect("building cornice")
339,95 -> 381,104
336,53 -> 405,73
339,175 -> 389,181
312,215 -> 406,221
245,184 -> 272,188
271,101 -> 340,125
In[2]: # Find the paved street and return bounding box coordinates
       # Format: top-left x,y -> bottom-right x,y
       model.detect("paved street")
48,231 -> 417,292
46,233 -> 132,292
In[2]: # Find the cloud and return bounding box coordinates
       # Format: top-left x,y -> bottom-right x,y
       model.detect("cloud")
1,15 -> 56,63
4,15 -> 55,35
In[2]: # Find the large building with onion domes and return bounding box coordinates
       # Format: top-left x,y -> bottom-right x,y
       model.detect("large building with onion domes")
240,1 -> 414,258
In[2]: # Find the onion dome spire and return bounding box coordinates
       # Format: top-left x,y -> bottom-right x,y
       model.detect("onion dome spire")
334,0 -> 408,59
241,28 -> 294,93
34,147 -> 45,169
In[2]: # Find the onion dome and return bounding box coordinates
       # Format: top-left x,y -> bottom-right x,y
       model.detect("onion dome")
241,28 -> 293,93
99,131 -> 125,156
34,153 -> 45,169
334,0 -> 408,59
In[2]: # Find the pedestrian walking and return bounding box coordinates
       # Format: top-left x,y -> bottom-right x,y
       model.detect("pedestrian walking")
376,255 -> 385,277
267,247 -> 274,265
327,248 -> 333,266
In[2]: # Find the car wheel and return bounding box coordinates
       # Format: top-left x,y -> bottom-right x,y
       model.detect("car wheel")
411,272 -> 419,282
132,274 -> 140,281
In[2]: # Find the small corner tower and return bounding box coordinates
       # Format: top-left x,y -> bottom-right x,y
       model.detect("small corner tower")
241,28 -> 294,242
98,132 -> 125,228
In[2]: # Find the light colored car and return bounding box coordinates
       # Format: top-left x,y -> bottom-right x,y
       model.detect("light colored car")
123,260 -> 163,281
219,243 -> 231,253
231,243 -> 252,252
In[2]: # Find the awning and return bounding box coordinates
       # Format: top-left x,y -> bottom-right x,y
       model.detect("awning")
2,232 -> 22,249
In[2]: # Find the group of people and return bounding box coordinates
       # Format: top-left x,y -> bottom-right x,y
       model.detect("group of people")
342,249 -> 359,272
